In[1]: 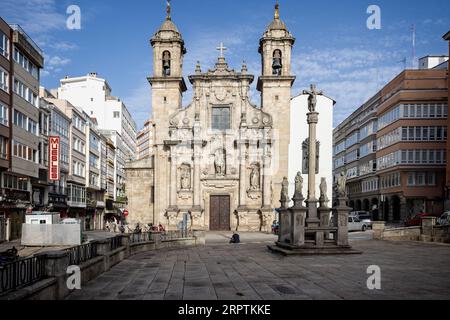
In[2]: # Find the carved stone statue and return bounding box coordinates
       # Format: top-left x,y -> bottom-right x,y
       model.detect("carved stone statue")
319,177 -> 328,202
337,172 -> 347,198
214,149 -> 226,176
250,164 -> 260,190
303,84 -> 323,113
180,165 -> 191,190
294,172 -> 303,196
280,177 -> 289,206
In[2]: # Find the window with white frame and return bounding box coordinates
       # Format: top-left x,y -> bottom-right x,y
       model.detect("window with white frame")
13,47 -> 39,79
0,103 -> 8,126
0,67 -> 8,92
407,172 -> 436,186
12,140 -> 36,162
13,78 -> 38,107
3,174 -> 28,191
0,32 -> 9,59
0,136 -> 8,159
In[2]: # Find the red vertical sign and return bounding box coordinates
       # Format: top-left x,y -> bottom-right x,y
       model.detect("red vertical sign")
49,136 -> 60,181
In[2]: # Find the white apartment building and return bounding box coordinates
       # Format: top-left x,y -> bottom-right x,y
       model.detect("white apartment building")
56,73 -> 137,161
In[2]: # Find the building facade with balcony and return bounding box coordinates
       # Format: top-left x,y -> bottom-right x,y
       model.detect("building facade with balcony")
0,22 -> 43,240
0,18 -> 12,242
136,119 -> 154,160
46,98 -> 88,220
85,117 -> 105,230
333,62 -> 448,222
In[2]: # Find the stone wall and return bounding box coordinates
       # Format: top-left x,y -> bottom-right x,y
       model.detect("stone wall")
0,232 -> 205,301
21,224 -> 82,246
125,158 -> 154,227
373,219 -> 450,243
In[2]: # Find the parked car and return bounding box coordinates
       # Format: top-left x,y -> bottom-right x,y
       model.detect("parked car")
350,211 -> 373,229
405,213 -> 438,227
437,212 -> 450,226
348,216 -> 370,232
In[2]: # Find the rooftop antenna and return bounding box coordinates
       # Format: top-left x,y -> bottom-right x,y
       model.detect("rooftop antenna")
411,24 -> 416,69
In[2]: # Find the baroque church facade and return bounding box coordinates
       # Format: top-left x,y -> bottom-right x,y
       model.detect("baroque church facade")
143,3 -> 296,231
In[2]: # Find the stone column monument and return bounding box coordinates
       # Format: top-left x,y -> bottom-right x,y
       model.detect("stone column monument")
268,85 -> 361,255
304,85 -> 322,228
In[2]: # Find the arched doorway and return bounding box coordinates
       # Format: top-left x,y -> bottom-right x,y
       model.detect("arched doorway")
371,198 -> 379,221
356,200 -> 362,211
392,196 -> 401,221
383,198 -> 390,221
349,201 -> 355,211
363,199 -> 370,212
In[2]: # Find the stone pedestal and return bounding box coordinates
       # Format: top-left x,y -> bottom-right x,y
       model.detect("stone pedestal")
422,216 -> 436,237
319,203 -> 331,239
36,251 -> 71,299
278,207 -> 291,244
306,199 -> 320,228
291,207 -> 307,246
372,221 -> 386,240
335,197 -> 351,247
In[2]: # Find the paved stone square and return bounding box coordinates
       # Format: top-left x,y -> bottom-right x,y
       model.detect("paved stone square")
67,235 -> 450,300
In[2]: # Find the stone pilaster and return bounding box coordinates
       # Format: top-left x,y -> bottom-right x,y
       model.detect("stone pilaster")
238,140 -> 248,208
262,140 -> 272,210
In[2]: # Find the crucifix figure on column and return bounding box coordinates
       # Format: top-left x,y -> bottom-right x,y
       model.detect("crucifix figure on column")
303,84 -> 323,113
216,42 -> 227,58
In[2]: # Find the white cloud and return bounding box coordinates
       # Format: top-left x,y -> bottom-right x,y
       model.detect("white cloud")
2,0 -> 66,33
47,56 -> 71,67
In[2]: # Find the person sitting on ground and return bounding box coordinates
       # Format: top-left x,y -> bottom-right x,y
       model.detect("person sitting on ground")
230,232 -> 241,244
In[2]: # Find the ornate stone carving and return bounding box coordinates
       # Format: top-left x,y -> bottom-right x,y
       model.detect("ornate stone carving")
180,164 -> 191,190
214,87 -> 228,101
280,177 -> 289,208
303,84 -> 323,113
214,149 -> 226,176
249,163 -> 261,191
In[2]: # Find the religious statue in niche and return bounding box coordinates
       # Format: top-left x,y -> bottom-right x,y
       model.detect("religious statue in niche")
302,139 -> 320,174
180,165 -> 191,190
249,164 -> 261,191
214,149 -> 226,176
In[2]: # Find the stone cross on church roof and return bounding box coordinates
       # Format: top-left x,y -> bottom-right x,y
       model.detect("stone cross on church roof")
216,42 -> 227,58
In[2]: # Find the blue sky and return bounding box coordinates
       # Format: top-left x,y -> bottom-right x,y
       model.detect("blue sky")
2,0 -> 449,129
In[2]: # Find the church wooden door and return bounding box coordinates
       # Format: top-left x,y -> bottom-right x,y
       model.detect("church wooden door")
210,196 -> 231,231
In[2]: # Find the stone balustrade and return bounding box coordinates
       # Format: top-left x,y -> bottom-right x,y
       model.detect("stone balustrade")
0,231 -> 205,301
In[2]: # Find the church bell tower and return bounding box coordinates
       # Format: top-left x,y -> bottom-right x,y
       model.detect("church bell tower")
257,1 -> 296,207
148,0 -> 187,144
